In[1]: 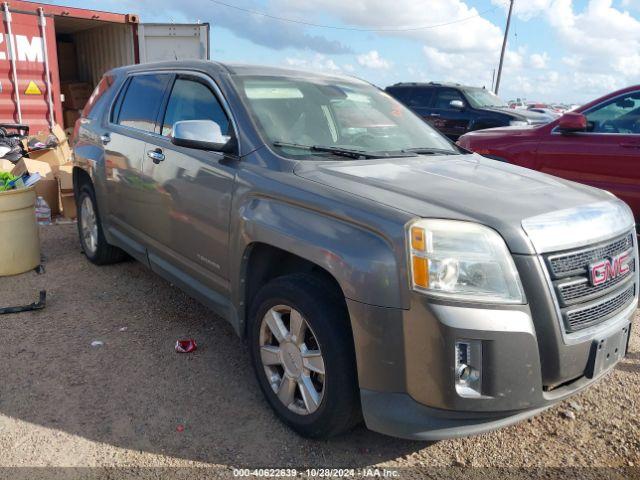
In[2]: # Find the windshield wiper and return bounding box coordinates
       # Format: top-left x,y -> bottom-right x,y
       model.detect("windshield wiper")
402,147 -> 458,155
273,141 -> 398,159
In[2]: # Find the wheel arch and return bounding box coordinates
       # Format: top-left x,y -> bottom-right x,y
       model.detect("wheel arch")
230,198 -> 405,337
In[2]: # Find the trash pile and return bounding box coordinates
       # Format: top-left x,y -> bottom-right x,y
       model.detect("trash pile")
0,123 -> 77,220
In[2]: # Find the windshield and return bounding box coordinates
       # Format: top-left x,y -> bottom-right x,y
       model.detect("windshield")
232,75 -> 457,158
464,89 -> 507,108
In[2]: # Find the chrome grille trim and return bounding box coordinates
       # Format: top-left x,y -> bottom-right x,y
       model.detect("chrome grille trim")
563,284 -> 635,333
540,229 -> 638,339
546,233 -> 633,279
554,259 -> 635,306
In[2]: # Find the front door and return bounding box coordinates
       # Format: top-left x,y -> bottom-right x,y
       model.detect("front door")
428,88 -> 470,139
102,72 -> 172,255
536,89 -> 640,225
142,74 -> 238,293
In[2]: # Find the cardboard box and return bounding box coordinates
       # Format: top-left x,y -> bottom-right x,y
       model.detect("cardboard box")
28,147 -> 67,167
0,159 -> 14,172
11,158 -> 56,180
59,190 -> 77,219
11,158 -> 60,214
56,163 -> 73,191
61,82 -> 92,109
57,166 -> 76,219
37,179 -> 61,215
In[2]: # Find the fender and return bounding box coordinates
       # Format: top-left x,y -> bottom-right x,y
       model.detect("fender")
229,197 -> 405,333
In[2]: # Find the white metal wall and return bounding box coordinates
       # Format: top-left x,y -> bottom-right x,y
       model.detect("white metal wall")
138,23 -> 209,63
74,23 -> 135,87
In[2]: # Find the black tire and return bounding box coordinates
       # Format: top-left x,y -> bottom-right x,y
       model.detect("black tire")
249,273 -> 361,439
76,183 -> 126,265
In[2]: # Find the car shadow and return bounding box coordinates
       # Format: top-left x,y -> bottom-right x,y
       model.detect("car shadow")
0,225 -> 426,468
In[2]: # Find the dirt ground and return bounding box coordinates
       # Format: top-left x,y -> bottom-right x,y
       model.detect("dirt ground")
0,224 -> 639,479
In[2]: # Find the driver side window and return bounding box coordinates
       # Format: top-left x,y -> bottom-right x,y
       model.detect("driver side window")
585,91 -> 640,134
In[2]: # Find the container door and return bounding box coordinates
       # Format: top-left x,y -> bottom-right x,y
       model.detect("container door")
137,23 -> 209,63
0,9 -> 61,132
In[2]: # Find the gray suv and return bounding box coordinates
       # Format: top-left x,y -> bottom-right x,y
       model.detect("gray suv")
72,61 -> 637,440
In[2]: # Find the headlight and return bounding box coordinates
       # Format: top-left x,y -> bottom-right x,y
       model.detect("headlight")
407,219 -> 525,303
509,120 -> 529,126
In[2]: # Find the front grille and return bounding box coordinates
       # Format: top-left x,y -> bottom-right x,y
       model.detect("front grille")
547,233 -> 633,278
556,262 -> 635,306
565,284 -> 635,332
543,231 -> 637,333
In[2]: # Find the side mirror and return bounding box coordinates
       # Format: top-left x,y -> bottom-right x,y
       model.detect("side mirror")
171,120 -> 234,152
557,112 -> 587,133
450,99 -> 465,110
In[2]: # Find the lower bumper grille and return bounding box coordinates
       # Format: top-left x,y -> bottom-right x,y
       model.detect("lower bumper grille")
543,231 -> 637,334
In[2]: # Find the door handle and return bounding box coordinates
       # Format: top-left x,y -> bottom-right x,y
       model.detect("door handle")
620,143 -> 640,149
147,148 -> 165,164
429,113 -> 441,117
100,133 -> 110,145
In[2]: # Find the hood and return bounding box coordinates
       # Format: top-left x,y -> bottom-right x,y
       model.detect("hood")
294,154 -> 616,254
484,106 -> 553,124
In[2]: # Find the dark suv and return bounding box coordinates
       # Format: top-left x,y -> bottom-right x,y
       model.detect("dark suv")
385,82 -> 553,140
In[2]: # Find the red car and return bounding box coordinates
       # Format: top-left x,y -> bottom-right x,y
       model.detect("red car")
458,85 -> 640,227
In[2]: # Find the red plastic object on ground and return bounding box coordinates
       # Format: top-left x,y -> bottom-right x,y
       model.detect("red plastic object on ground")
175,339 -> 197,353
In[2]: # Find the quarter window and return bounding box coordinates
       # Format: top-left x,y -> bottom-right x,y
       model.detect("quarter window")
161,77 -> 230,137
116,74 -> 171,132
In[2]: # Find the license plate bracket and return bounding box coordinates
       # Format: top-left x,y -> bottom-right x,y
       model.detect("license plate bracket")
585,323 -> 631,379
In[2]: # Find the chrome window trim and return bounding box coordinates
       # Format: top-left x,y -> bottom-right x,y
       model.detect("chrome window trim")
106,69 -> 242,156
538,230 -> 639,346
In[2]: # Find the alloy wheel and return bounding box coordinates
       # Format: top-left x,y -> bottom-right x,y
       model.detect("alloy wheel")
80,195 -> 98,255
259,305 -> 326,415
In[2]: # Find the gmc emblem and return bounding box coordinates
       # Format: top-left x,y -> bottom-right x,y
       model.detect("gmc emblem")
589,252 -> 631,286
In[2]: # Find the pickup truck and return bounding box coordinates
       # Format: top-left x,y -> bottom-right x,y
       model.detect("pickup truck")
72,61 -> 638,441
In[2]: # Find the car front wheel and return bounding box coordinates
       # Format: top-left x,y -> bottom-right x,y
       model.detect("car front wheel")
249,273 -> 361,439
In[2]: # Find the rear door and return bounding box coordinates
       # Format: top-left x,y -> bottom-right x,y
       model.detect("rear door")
141,73 -> 238,296
102,72 -> 172,258
428,88 -> 470,139
536,89 -> 640,225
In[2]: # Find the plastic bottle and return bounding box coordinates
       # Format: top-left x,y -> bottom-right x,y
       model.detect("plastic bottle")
35,195 -> 51,225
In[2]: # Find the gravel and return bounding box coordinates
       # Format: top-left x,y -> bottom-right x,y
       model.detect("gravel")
0,225 -> 638,477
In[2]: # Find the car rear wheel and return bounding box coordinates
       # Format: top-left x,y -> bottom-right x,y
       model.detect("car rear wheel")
249,273 -> 361,439
77,183 -> 126,265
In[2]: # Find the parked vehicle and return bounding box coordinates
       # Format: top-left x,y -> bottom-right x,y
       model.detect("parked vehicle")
0,1 -> 209,133
527,107 -> 561,118
458,85 -> 640,229
73,61 -> 637,440
385,82 -> 553,140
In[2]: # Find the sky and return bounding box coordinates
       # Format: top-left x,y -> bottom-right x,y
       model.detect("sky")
46,0 -> 640,104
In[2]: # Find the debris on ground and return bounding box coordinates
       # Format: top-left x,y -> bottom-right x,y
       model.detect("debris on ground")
175,339 -> 197,353
560,410 -> 576,420
0,290 -> 46,315
90,340 -> 104,347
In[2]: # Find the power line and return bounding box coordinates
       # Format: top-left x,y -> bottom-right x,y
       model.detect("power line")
205,0 -> 506,32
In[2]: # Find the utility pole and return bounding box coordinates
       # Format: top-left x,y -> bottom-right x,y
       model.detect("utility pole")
494,0 -> 514,95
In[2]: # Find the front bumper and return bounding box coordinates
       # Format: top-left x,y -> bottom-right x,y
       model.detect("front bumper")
347,295 -> 634,440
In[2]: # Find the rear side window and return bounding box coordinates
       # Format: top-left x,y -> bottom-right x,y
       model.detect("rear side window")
388,87 -> 433,108
160,77 -> 230,137
116,74 -> 171,132
82,74 -> 114,120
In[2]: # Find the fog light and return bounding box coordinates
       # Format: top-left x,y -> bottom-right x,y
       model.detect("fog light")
455,340 -> 483,398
